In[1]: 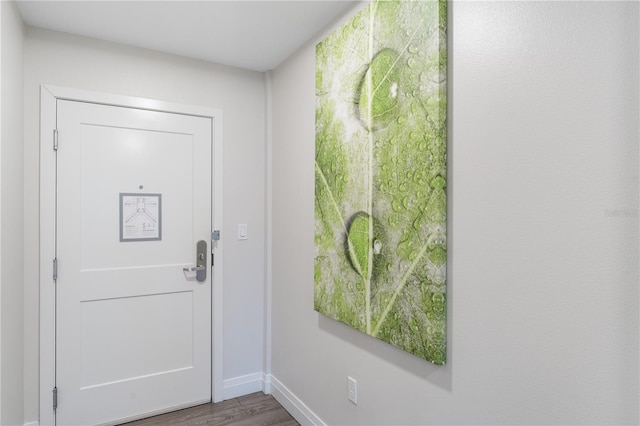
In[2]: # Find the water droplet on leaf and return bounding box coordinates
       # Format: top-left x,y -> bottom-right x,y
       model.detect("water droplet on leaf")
346,212 -> 388,280
430,175 -> 446,189
357,49 -> 402,131
373,239 -> 382,255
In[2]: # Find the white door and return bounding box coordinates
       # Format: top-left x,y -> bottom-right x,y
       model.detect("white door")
55,100 -> 212,425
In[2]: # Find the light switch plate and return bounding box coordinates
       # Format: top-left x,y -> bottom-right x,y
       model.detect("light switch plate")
238,224 -> 248,240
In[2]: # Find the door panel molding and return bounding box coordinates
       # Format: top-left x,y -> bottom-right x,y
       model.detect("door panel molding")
39,85 -> 224,426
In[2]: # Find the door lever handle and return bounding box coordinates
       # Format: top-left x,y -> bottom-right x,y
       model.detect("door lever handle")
183,240 -> 207,282
183,266 -> 206,272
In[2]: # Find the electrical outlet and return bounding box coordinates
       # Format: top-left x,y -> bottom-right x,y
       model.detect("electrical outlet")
348,376 -> 357,405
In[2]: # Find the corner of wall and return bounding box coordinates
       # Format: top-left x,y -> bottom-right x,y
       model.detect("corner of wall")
263,70 -> 273,382
0,1 -> 25,425
0,3 -> 4,420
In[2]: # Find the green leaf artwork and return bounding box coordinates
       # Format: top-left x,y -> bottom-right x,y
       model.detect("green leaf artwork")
315,0 -> 447,365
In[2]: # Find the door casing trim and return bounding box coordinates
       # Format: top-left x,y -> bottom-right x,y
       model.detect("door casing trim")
38,85 -> 224,425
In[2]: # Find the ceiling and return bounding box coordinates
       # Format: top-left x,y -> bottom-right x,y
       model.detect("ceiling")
16,1 -> 359,72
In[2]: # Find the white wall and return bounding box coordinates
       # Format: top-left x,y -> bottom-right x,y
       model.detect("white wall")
270,1 -> 639,425
1,1 -> 24,425
23,28 -> 266,423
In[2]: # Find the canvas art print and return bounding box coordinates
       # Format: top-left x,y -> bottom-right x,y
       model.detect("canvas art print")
315,0 -> 447,364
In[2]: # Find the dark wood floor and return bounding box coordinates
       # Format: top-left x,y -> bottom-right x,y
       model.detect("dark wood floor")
120,392 -> 299,426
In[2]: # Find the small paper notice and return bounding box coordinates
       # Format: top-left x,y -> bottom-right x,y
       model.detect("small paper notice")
120,193 -> 162,242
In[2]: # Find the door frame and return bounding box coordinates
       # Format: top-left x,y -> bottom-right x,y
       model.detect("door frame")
39,85 -> 224,426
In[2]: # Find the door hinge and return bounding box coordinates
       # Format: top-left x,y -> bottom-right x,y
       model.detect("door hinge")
53,387 -> 58,410
53,258 -> 58,281
53,129 -> 59,151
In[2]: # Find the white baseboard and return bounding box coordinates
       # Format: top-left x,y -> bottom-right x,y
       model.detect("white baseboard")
24,422 -> 40,426
223,372 -> 264,400
266,374 -> 326,426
